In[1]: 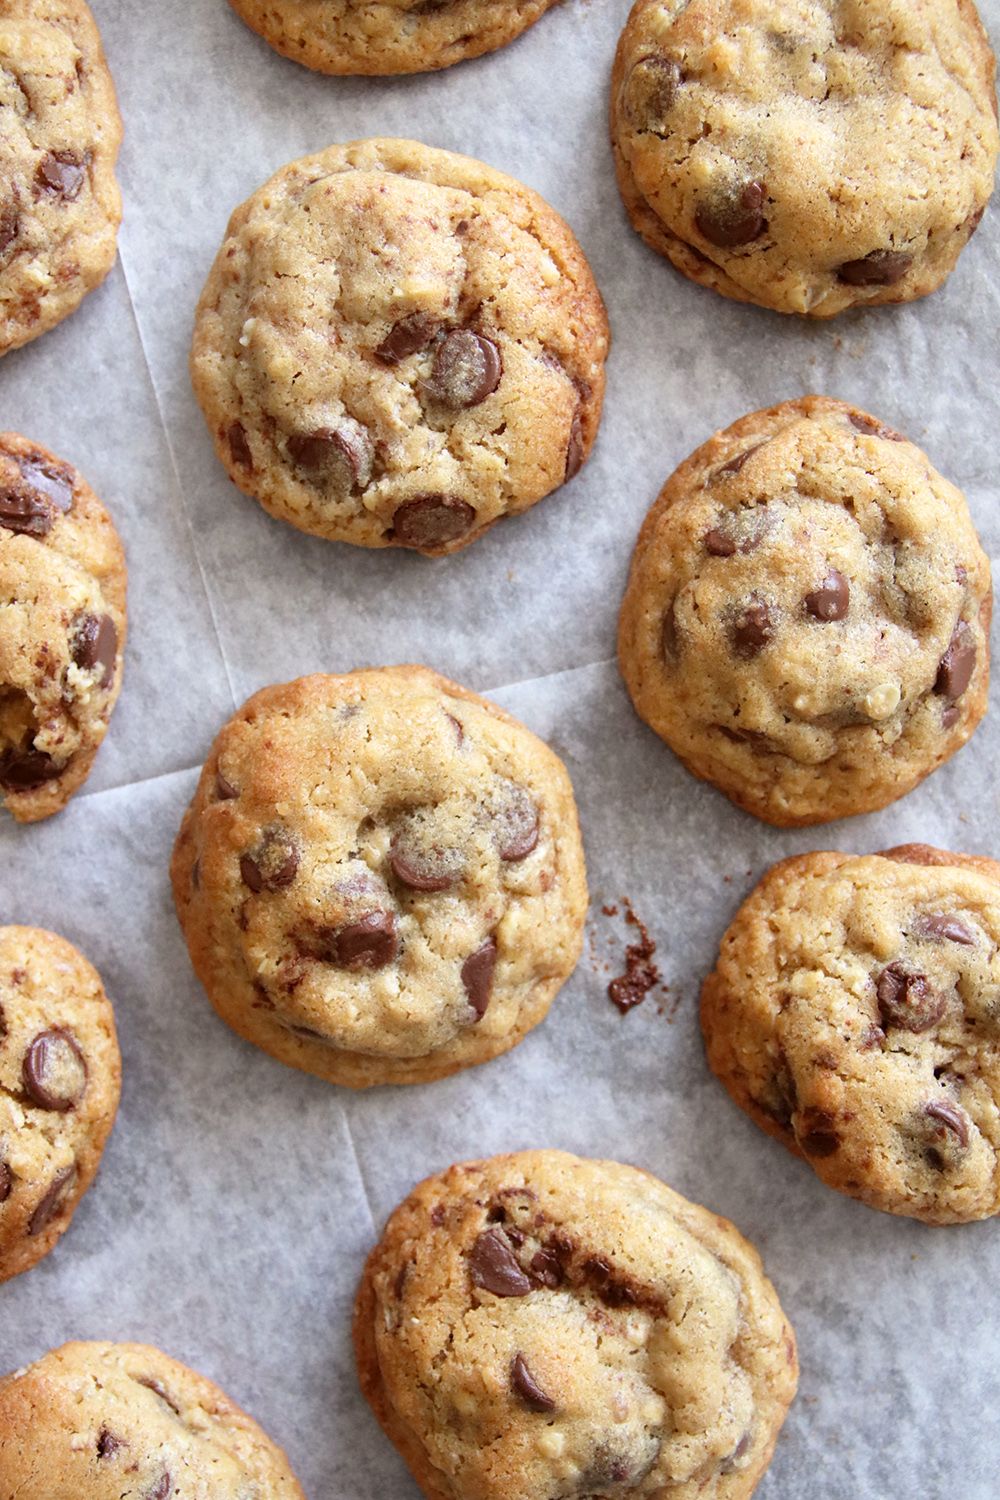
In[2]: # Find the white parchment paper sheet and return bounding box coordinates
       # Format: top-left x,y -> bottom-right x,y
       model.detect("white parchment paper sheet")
2,1 -> 999,1495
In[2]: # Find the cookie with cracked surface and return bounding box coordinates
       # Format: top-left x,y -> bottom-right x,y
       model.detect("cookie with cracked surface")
191,137 -> 608,556
227,0 -> 564,75
702,845 -> 1000,1224
0,1340 -> 306,1497
0,926 -> 119,1282
610,0 -> 999,317
0,431 -> 127,822
0,0 -> 122,355
170,666 -> 588,1087
618,396 -> 991,827
354,1150 -> 797,1500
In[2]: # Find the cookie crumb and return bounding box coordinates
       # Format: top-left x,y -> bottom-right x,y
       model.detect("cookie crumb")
607,900 -> 661,1015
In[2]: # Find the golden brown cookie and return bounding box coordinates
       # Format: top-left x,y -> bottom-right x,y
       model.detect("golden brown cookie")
171,666 -> 588,1088
618,397 -> 991,827
355,1150 -> 798,1500
0,0 -> 123,355
611,0 -> 999,316
0,432 -> 127,822
191,137 -> 609,556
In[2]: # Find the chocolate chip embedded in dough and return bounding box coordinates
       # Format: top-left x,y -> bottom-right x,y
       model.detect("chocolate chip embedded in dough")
564,410 -> 585,481
71,613 -> 118,688
805,570 -> 850,622
375,312 -> 440,364
731,596 -> 773,658
491,781 -> 539,862
227,421 -> 253,469
924,1100 -> 970,1149
837,249 -> 913,286
468,1227 -> 533,1296
934,623 -> 976,701
0,747 -> 62,791
623,55 -> 683,128
914,913 -> 976,946
510,1352 -> 556,1412
391,495 -> 476,550
424,330 -> 502,408
22,1029 -> 87,1111
240,828 -> 300,893
876,964 -> 945,1032
36,150 -> 88,199
27,1165 -> 76,1236
322,911 -> 400,970
462,938 -> 497,1020
696,180 -> 767,248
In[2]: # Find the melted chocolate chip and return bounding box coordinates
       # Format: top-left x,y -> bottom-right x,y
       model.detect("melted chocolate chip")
624,55 -> 683,127
529,1247 -> 563,1287
240,829 -> 299,893
71,613 -> 117,688
390,831 -> 462,892
287,420 -> 373,488
731,596 -> 773,658
696,180 -> 767,247
705,527 -> 737,556
805,570 -> 849,621
0,483 -> 54,536
392,494 -> 476,549
935,622 -> 976,701
215,770 -> 238,799
0,202 -> 19,257
96,1429 -> 125,1460
510,1352 -> 556,1412
838,250 -> 913,286
227,422 -> 253,469
16,453 -> 74,511
0,1160 -> 10,1203
876,964 -> 944,1032
849,412 -> 905,441
491,781 -> 539,861
0,747 -> 61,791
712,442 -> 764,481
136,1376 -> 180,1415
462,937 -> 497,1020
22,1029 -> 87,1110
925,1100 -> 970,1148
36,150 -> 87,199
376,312 -> 440,364
468,1227 -> 533,1297
321,911 -> 399,970
424,329 -> 502,408
797,1109 -> 840,1157
564,409 -> 585,481
915,913 -> 976,946
27,1165 -> 75,1236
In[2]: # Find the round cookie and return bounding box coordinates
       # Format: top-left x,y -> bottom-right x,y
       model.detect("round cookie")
0,926 -> 120,1282
702,845 -> 1000,1225
0,432 -> 127,822
611,0 -> 999,317
618,396 -> 991,827
0,0 -> 122,355
227,0 -> 563,75
0,1341 -> 306,1498
354,1150 -> 798,1500
191,137 -> 609,556
171,666 -> 588,1087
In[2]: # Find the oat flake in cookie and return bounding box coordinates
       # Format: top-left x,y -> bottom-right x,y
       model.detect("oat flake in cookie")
611,0 -> 999,317
0,926 -> 120,1282
702,846 -> 1000,1224
227,0 -> 564,75
0,432 -> 126,822
0,1341 -> 306,1497
191,137 -> 609,556
170,666 -> 588,1087
0,0 -> 122,355
617,397 -> 991,827
354,1150 -> 797,1500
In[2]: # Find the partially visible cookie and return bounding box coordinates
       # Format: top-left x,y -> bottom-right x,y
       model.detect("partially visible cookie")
0,0 -> 122,355
228,0 -> 563,75
191,137 -> 609,555
0,1341 -> 306,1497
354,1150 -> 797,1500
611,0 -> 999,316
0,926 -> 119,1282
702,845 -> 1000,1224
0,432 -> 127,822
618,396 -> 991,827
171,666 -> 588,1087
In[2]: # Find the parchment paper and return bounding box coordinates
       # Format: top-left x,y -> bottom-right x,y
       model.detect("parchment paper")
2,1 -> 999,1494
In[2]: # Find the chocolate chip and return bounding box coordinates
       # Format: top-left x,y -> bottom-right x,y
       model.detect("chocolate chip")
27,1165 -> 75,1236
287,419 -> 373,488
468,1228 -> 533,1296
0,202 -> 19,257
136,1376 -> 180,1415
731,596 -> 772,658
712,442 -> 764,481
71,613 -> 117,688
623,55 -> 683,127
915,913 -> 976,945
661,599 -> 678,661
529,1247 -> 563,1287
424,329 -> 502,408
0,1161 -> 10,1202
935,622 -> 976,701
0,482 -> 54,536
721,1432 -> 753,1473
705,527 -> 737,556
36,150 -> 87,199
240,829 -> 299,893
215,770 -> 238,799
322,911 -> 399,970
375,312 -> 440,364
942,703 -> 960,729
11,451 -> 75,519
849,412 -> 905,441
462,938 -> 497,1020
798,1109 -> 840,1157
227,421 -> 252,469
564,409 -> 585,481
696,179 -> 767,247
876,964 -> 944,1032
491,781 -> 539,861
390,829 -> 462,891
22,1029 -> 87,1110
925,1100 -> 970,1148
510,1352 -> 556,1412
145,1473 -> 172,1500
704,507 -> 771,557
837,250 -> 913,286
392,495 -> 476,549
805,570 -> 849,621
0,747 -> 61,791
96,1429 -> 125,1460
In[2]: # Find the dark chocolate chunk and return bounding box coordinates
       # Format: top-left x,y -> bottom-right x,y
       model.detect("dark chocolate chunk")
510,1352 -> 556,1412
36,150 -> 87,199
376,312 -> 440,364
70,613 -> 117,688
0,747 -> 61,791
838,250 -> 913,286
287,419 -> 373,488
462,937 -> 497,1020
876,964 -> 944,1032
227,421 -> 253,469
468,1228 -> 533,1297
934,622 -> 976,701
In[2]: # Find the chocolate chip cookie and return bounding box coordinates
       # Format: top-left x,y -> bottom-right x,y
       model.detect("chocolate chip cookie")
611,0 -> 999,316
702,845 -> 1000,1224
354,1150 -> 798,1500
618,397 -> 991,827
191,137 -> 609,556
0,0 -> 123,355
0,926 -> 120,1282
171,666 -> 588,1087
0,1340 -> 306,1497
0,432 -> 127,822
228,0 -> 563,75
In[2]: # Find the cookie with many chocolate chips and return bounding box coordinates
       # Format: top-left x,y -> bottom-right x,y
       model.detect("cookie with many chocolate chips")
702,845 -> 1000,1224
170,666 -> 588,1087
191,137 -> 608,555
0,1341 -> 306,1497
611,0 -> 999,316
0,926 -> 119,1282
0,432 -> 126,822
227,0 -> 563,75
354,1150 -> 797,1499
618,397 -> 991,826
0,0 -> 122,355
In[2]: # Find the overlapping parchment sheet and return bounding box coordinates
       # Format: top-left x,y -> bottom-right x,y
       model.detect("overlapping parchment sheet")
1,0 -> 999,1494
